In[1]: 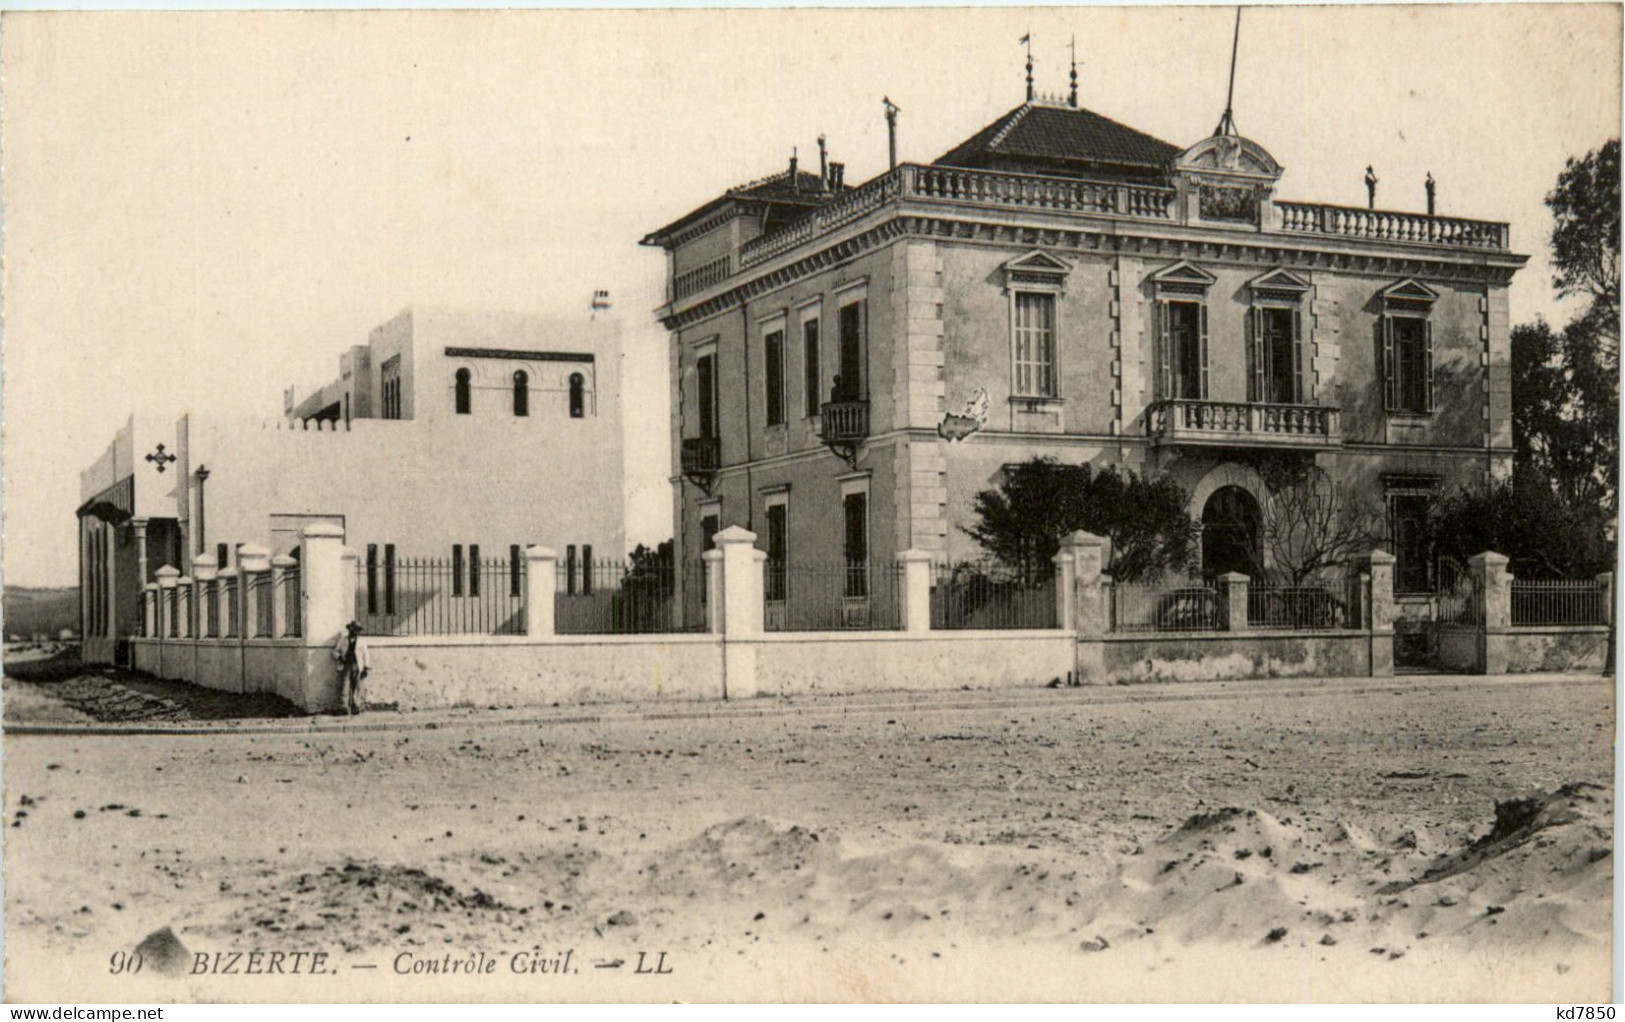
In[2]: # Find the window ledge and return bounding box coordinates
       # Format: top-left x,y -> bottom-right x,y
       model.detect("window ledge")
1010,395 -> 1063,409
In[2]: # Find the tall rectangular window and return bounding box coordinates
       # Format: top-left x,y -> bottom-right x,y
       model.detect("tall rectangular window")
802,314 -> 821,417
836,300 -> 866,402
509,544 -> 522,598
1161,300 -> 1208,400
381,356 -> 402,419
764,328 -> 786,426
452,544 -> 465,597
216,542 -> 228,570
1250,306 -> 1303,404
1389,493 -> 1434,592
366,544 -> 379,614
842,491 -> 868,599
582,545 -> 593,595
469,544 -> 481,597
565,544 -> 578,596
696,353 -> 717,439
1384,316 -> 1434,414
1012,292 -> 1058,397
764,502 -> 788,601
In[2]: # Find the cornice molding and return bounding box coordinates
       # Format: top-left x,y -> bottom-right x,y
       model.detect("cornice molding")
660,210 -> 1523,332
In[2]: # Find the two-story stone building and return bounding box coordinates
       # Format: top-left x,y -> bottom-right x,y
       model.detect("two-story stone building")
643,94 -> 1527,623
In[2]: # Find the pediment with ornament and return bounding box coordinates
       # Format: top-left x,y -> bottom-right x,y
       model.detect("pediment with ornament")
1001,250 -> 1071,291
1174,133 -> 1283,184
1149,260 -> 1218,297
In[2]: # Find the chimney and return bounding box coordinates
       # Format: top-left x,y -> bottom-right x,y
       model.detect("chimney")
818,135 -> 829,191
789,148 -> 799,191
830,162 -> 845,190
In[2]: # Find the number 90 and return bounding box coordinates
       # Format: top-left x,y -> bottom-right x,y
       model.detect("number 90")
108,951 -> 144,975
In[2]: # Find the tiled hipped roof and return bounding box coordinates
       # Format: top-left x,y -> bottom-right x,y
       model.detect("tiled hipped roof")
935,102 -> 1181,173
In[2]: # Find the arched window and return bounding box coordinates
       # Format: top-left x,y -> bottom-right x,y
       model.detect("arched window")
569,373 -> 585,419
512,370 -> 529,417
454,368 -> 472,415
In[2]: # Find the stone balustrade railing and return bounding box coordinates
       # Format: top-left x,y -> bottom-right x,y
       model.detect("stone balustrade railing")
723,165 -> 1513,280
1276,201 -> 1509,250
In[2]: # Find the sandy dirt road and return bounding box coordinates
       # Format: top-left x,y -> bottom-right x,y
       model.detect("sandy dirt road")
2,674 -> 1613,1002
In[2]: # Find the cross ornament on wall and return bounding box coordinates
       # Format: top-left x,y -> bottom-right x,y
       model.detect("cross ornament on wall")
145,443 -> 178,473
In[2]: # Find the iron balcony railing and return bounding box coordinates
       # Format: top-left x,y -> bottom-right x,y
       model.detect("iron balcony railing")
1147,400 -> 1341,448
819,400 -> 869,443
680,436 -> 721,475
727,164 -> 1512,274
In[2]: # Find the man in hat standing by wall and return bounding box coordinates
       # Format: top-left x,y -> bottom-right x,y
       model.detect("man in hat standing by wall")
331,621 -> 371,715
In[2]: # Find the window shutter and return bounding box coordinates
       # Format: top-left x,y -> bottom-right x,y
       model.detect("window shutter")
1423,318 -> 1435,413
1247,308 -> 1264,402
1381,315 -> 1397,411
1156,302 -> 1172,401
1292,307 -> 1305,404
1198,304 -> 1211,400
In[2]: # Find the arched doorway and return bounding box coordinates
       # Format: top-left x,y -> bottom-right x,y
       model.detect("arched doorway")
1202,486 -> 1262,578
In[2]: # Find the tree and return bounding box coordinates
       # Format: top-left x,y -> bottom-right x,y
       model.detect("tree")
1514,139 -> 1620,516
1256,464 -> 1383,585
964,458 -> 1196,582
1429,477 -> 1612,580
1205,459 -> 1383,585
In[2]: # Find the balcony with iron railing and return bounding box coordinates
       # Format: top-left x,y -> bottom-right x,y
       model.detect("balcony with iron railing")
1147,400 -> 1342,450
680,436 -> 721,475
819,400 -> 870,443
718,163 -> 1513,277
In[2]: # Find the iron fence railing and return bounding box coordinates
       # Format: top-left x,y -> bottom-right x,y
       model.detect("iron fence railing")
930,562 -> 1057,630
224,578 -> 240,638
764,562 -> 904,631
1246,580 -> 1361,630
355,558 -> 525,636
1511,579 -> 1609,626
282,567 -> 302,638
1109,582 -> 1226,633
205,580 -> 220,638
555,560 -> 692,635
1437,579 -> 1484,626
250,572 -> 273,638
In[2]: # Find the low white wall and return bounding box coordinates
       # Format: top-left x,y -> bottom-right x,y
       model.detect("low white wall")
749,631 -> 1077,696
363,635 -> 725,711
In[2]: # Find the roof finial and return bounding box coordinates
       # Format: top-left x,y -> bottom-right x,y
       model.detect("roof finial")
1020,32 -> 1033,102
818,134 -> 829,192
883,96 -> 900,170
1213,7 -> 1242,136
1365,165 -> 1379,209
1425,171 -> 1436,216
1068,35 -> 1079,108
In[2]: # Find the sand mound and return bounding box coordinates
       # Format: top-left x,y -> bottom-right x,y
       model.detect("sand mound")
1379,782 -> 1609,893
209,860 -> 524,954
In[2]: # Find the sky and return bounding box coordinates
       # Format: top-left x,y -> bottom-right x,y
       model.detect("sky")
2,4 -> 1619,588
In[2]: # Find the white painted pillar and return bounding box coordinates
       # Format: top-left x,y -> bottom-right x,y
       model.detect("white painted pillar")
192,554 -> 218,637
703,549 -> 724,635
300,523 -> 348,645
130,517 -> 150,586
525,546 -> 557,637
1219,572 -> 1250,631
1063,531 -> 1108,683
715,525 -> 761,699
155,565 -> 179,639
238,543 -> 271,638
1365,548 -> 1396,677
896,549 -> 934,634
1051,549 -> 1076,630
